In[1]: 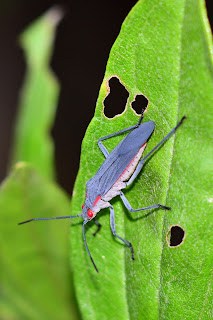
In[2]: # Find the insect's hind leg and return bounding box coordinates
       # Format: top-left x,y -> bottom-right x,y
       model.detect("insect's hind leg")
109,205 -> 135,260
97,113 -> 143,158
125,116 -> 186,187
120,191 -> 171,212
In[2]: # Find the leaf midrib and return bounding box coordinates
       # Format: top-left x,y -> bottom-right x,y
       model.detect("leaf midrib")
158,1 -> 186,318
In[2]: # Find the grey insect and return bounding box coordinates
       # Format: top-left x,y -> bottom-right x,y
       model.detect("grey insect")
19,113 -> 186,273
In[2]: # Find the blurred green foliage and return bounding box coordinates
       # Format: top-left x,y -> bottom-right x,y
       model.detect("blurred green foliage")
11,7 -> 61,180
0,8 -> 80,320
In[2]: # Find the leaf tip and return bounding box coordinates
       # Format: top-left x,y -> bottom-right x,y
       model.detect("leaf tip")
45,5 -> 65,28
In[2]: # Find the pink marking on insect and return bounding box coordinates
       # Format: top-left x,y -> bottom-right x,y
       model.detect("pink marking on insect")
82,204 -> 84,209
93,195 -> 101,207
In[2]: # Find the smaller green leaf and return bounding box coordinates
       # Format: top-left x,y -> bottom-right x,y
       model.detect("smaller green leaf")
11,7 -> 62,179
0,163 -> 80,320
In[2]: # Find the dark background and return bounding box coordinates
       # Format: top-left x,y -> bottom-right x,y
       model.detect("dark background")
0,0 -> 212,195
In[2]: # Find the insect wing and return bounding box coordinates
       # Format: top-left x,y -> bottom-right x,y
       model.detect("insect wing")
86,121 -> 155,206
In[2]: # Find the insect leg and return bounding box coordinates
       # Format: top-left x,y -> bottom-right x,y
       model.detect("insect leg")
98,124 -> 139,157
125,116 -> 186,186
109,205 -> 135,260
83,221 -> 99,273
93,219 -> 102,236
120,191 -> 171,212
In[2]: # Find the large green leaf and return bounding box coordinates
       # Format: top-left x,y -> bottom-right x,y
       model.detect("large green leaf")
0,163 -> 80,320
11,7 -> 62,180
70,0 -> 213,319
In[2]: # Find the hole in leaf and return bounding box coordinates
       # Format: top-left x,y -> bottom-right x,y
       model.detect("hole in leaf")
131,94 -> 148,115
167,225 -> 185,247
103,77 -> 129,118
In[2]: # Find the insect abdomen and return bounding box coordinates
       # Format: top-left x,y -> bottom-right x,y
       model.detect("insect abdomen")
102,143 -> 146,201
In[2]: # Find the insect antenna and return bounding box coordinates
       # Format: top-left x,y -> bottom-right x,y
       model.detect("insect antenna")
83,222 -> 99,273
18,214 -> 83,225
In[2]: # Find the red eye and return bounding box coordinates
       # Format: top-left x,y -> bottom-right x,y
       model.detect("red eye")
87,210 -> 93,218
82,204 -> 84,209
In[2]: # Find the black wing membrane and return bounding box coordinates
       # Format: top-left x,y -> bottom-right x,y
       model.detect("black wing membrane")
86,121 -> 155,206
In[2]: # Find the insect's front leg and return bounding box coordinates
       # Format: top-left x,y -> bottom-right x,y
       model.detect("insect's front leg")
93,219 -> 102,236
109,205 -> 135,260
83,221 -> 99,273
119,191 -> 171,212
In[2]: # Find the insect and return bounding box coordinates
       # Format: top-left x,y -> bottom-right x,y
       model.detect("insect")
19,113 -> 186,273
